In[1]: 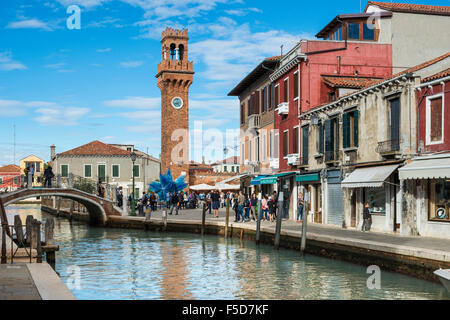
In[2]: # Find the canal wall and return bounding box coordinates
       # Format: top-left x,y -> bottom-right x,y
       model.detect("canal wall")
41,205 -> 450,283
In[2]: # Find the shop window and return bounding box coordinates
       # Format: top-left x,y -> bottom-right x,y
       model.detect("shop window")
364,188 -> 386,215
429,179 -> 450,222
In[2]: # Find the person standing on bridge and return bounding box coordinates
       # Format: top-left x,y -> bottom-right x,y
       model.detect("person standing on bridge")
43,165 -> 54,188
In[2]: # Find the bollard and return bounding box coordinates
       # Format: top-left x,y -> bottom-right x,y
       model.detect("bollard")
274,191 -> 284,249
256,193 -> 262,244
162,210 -> 168,231
201,202 -> 206,236
225,198 -> 229,238
300,190 -> 309,255
32,220 -> 42,263
44,217 -> 55,246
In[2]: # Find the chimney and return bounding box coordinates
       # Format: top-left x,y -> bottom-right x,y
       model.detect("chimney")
50,145 -> 55,161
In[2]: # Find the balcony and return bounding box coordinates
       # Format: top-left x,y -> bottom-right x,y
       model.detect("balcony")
248,114 -> 261,131
269,158 -> 279,170
287,154 -> 300,166
277,102 -> 289,116
376,139 -> 400,156
325,150 -> 339,163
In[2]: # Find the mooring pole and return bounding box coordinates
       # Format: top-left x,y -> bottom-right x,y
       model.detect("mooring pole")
300,190 -> 309,255
274,191 -> 284,249
225,198 -> 229,238
256,192 -> 262,244
201,202 -> 206,236
1,226 -> 6,264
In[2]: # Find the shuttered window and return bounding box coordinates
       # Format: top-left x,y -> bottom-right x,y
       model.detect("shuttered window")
240,103 -> 245,124
112,165 -> 120,178
61,165 -> 69,178
274,85 -> 279,107
343,110 -> 359,148
430,97 -> 443,142
269,83 -> 274,109
390,98 -> 400,151
293,127 -> 299,154
133,165 -> 140,178
283,78 -> 288,102
302,126 -> 309,164
84,164 -> 92,178
294,72 -> 299,99
283,130 -> 289,157
317,122 -> 324,154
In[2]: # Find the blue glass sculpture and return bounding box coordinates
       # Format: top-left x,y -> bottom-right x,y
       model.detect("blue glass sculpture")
149,168 -> 188,200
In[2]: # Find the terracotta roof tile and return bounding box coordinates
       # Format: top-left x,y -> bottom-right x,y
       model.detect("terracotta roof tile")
366,1 -> 450,16
0,165 -> 21,173
322,75 -> 381,89
57,140 -> 131,157
422,68 -> 450,82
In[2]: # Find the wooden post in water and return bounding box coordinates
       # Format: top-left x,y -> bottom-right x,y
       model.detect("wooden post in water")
256,192 -> 262,244
201,202 -> 206,236
1,226 -> 6,264
162,209 -> 167,231
300,190 -> 309,255
32,219 -> 42,263
225,198 -> 229,238
25,215 -> 33,246
13,215 -> 25,247
274,191 -> 284,249
44,217 -> 56,267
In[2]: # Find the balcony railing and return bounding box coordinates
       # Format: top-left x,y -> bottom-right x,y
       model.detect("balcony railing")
325,150 -> 339,162
248,114 -> 261,131
269,158 -> 279,169
376,139 -> 400,154
277,102 -> 289,116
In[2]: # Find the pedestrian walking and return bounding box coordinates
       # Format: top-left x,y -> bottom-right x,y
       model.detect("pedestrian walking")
250,193 -> 257,221
237,191 -> 245,222
297,192 -> 304,223
233,193 -> 239,222
169,192 -> 179,215
362,202 -> 372,232
261,195 -> 269,221
244,195 -> 250,222
211,189 -> 220,218
43,165 -> 54,188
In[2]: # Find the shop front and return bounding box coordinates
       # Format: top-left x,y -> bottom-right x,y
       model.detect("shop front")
399,154 -> 450,239
260,171 -> 298,220
326,169 -> 344,227
296,172 -> 322,223
342,164 -> 400,232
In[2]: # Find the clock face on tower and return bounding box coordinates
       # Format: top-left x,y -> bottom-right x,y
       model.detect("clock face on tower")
171,97 -> 183,109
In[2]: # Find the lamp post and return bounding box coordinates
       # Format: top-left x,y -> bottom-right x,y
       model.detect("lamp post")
131,151 -> 137,216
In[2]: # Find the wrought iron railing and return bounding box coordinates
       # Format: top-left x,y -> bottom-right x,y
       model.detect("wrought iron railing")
376,139 -> 400,154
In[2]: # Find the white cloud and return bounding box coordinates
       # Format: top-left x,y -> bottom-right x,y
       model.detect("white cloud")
88,17 -> 122,28
225,8 -> 262,16
103,96 -> 160,109
0,99 -> 56,117
96,48 -> 112,53
120,61 -> 144,68
0,52 -> 27,71
45,62 -> 66,69
34,107 -> 90,125
55,0 -> 111,8
6,19 -> 52,31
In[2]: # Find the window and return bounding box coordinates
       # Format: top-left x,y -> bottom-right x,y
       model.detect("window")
274,132 -> 279,159
262,133 -> 266,162
293,126 -> 299,154
240,103 -> 245,125
262,87 -> 267,113
328,91 -> 336,102
317,121 -> 324,154
133,164 -> 140,178
293,72 -> 299,99
0,178 -> 3,185
338,27 -> 342,40
348,23 -> 360,40
363,23 -> 375,40
364,188 -> 386,215
343,110 -> 359,148
283,78 -> 288,103
61,165 -> 69,178
389,97 -> 400,151
127,147 -> 132,152
426,95 -> 444,144
269,83 -> 274,109
429,179 -> 450,222
231,166 -> 235,172
269,131 -> 273,158
249,140 -> 252,162
224,165 -> 227,172
98,164 -> 106,182
84,164 -> 92,178
283,130 -> 289,157
134,188 -> 140,199
36,163 -> 41,172
13,177 -> 18,185
112,164 -> 120,178
325,118 -> 339,161
274,85 -> 279,107
256,137 -> 260,162
302,126 -> 309,165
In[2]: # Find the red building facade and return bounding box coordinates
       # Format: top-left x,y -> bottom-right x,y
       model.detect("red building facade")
416,69 -> 450,154
0,165 -> 21,191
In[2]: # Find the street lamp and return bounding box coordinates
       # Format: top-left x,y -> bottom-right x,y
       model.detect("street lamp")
131,151 -> 137,216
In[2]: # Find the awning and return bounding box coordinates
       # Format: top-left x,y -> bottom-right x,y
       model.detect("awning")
260,171 -> 298,185
218,174 -> 250,184
342,164 -> 399,188
399,156 -> 450,180
215,183 -> 240,191
296,172 -> 320,183
250,175 -> 268,186
189,184 -> 215,191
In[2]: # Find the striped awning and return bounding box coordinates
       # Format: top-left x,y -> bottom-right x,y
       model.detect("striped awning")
250,176 -> 268,186
342,164 -> 399,188
399,156 -> 450,180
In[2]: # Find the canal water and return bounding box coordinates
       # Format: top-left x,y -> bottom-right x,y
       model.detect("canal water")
6,204 -> 450,300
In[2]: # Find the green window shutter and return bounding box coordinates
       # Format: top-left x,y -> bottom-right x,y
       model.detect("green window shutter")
354,110 -> 359,147
85,165 -> 91,177
343,113 -> 349,148
113,165 -> 119,177
0,178 -> 3,184
133,165 -> 139,177
61,165 -> 68,177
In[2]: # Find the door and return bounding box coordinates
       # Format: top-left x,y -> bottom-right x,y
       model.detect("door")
351,191 -> 356,228
327,183 -> 344,226
98,164 -> 106,182
390,98 -> 400,151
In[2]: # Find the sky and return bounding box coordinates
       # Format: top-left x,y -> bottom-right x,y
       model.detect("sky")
1,0 -> 449,166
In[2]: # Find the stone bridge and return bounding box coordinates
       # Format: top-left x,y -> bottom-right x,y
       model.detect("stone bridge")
0,188 -> 122,226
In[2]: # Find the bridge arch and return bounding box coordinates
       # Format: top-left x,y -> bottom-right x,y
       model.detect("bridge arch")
0,189 -> 120,226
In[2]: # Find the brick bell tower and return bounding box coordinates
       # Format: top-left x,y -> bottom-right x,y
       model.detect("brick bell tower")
156,27 -> 193,182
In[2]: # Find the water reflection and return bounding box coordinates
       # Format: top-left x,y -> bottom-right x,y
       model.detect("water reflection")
4,204 -> 449,300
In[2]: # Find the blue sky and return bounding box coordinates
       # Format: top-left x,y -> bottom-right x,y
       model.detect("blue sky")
1,0 -> 449,165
